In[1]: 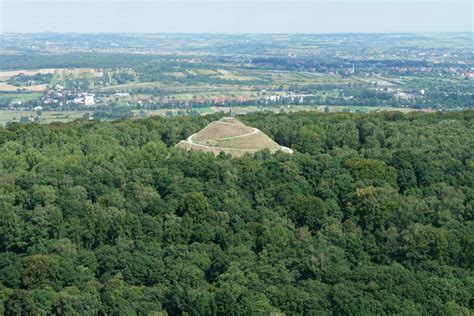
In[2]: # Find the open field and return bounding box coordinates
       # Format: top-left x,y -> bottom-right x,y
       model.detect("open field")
216,69 -> 258,81
353,76 -> 399,86
0,68 -> 104,93
0,68 -> 57,81
0,92 -> 43,103
0,110 -> 88,126
0,83 -> 48,92
56,68 -> 104,82
0,68 -> 56,92
98,81 -> 169,91
96,68 -> 360,96
99,82 -> 256,101
59,68 -> 103,77
266,71 -> 355,85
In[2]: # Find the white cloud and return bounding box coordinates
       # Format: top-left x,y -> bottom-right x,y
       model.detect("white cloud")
1,0 -> 472,33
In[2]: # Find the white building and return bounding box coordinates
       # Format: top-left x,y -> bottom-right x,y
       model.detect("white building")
74,94 -> 95,105
114,92 -> 131,97
84,95 -> 95,106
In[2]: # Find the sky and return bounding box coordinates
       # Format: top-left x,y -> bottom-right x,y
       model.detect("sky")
1,0 -> 472,33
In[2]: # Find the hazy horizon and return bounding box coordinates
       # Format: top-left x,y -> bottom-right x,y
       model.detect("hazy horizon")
1,0 -> 473,34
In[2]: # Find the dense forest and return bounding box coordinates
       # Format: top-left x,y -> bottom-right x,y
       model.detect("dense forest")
0,111 -> 473,315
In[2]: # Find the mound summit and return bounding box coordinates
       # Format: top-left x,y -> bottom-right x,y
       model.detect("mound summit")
176,117 -> 293,157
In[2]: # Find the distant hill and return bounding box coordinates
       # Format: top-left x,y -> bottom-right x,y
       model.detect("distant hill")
176,117 -> 293,157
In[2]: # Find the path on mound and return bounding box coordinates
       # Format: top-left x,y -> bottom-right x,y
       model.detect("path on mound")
183,133 -> 292,153
182,118 -> 293,154
187,126 -> 259,143
186,130 -> 257,146
213,127 -> 259,141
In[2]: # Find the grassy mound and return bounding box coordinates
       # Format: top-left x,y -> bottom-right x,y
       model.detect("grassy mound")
176,117 -> 293,157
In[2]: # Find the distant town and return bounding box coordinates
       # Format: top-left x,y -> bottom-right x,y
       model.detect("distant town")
0,33 -> 472,125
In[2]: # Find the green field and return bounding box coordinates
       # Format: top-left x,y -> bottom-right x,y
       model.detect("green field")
0,92 -> 43,103
0,110 -> 88,126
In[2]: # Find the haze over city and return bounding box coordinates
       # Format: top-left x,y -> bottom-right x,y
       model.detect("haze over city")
1,0 -> 473,33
